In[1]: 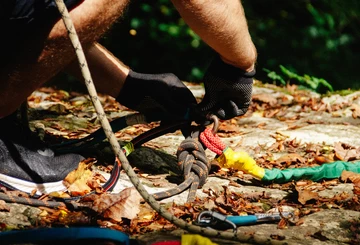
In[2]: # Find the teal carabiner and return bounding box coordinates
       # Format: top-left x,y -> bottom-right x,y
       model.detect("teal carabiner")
194,210 -> 294,230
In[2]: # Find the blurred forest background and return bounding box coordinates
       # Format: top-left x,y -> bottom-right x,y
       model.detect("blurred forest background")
53,0 -> 360,93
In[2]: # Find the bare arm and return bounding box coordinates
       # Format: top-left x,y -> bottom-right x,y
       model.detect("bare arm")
171,0 -> 256,71
65,42 -> 129,98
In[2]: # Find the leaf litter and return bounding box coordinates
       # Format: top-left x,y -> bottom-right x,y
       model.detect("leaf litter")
1,84 -> 359,244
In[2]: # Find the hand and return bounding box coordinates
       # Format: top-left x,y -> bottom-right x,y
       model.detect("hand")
198,56 -> 255,120
117,71 -> 197,122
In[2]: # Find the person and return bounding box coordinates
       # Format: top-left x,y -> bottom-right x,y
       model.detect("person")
0,0 -> 257,195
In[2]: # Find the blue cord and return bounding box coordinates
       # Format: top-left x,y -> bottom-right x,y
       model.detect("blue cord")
0,227 -> 129,245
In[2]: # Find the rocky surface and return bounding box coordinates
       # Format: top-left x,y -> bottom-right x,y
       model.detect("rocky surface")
0,82 -> 359,244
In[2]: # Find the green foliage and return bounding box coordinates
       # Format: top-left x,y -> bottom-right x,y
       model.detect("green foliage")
60,0 -> 358,90
306,3 -> 353,50
99,0 -> 211,82
263,65 -> 333,93
263,68 -> 286,85
243,0 -> 360,90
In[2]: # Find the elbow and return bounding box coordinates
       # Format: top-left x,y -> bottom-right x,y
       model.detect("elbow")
238,45 -> 258,72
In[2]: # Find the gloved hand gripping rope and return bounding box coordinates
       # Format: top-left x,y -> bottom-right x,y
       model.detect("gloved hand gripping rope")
54,1 -> 290,244
56,0 -> 352,244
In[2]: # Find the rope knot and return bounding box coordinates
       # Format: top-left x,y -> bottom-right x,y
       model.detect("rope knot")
176,137 -> 210,188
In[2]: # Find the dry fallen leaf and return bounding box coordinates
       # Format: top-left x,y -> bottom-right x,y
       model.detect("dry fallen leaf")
63,159 -> 95,196
334,142 -> 360,161
21,86 -> 360,236
136,204 -> 156,222
0,200 -> 10,212
341,171 -> 360,187
252,93 -> 278,106
88,187 -> 142,222
295,186 -> 319,205
203,199 -> 216,210
350,104 -> 360,119
275,153 -> 306,167
277,218 -> 288,229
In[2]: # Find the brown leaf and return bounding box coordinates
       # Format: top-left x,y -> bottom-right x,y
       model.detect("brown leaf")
296,186 -> 319,205
90,187 -> 142,222
275,153 -> 305,167
136,204 -> 156,222
277,218 -> 288,229
63,159 -> 95,196
203,199 -> 216,210
314,156 -> 334,164
252,93 -> 278,106
270,234 -> 286,240
219,123 -> 240,133
334,142 -> 360,161
0,200 -> 10,212
87,179 -> 102,190
264,109 -> 280,118
64,158 -> 95,185
341,171 -> 360,187
350,104 -> 360,119
48,191 -> 71,199
215,196 -> 226,206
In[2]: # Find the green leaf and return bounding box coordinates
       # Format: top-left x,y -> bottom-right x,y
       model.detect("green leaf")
158,23 -> 168,32
130,18 -> 141,29
140,3 -> 152,13
263,68 -> 286,85
191,67 -> 204,79
168,25 -> 180,36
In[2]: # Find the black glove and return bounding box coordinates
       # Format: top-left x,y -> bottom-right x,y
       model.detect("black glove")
198,56 -> 255,120
117,70 -> 197,122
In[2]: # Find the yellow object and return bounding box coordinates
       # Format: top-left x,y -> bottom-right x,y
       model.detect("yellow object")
216,148 -> 265,179
122,142 -> 134,156
182,234 -> 218,245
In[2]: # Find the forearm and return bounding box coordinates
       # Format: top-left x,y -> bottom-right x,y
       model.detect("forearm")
171,0 -> 256,71
65,42 -> 129,98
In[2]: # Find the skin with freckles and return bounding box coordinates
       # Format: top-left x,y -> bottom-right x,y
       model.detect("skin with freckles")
0,0 -> 256,118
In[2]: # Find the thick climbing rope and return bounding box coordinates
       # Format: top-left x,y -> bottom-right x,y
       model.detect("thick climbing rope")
176,126 -> 211,202
0,192 -> 79,209
52,1 -> 292,244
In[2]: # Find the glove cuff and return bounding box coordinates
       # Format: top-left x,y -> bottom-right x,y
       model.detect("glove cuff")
206,55 -> 256,82
116,70 -> 144,108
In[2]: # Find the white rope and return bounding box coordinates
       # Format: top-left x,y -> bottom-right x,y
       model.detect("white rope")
53,1 -> 291,244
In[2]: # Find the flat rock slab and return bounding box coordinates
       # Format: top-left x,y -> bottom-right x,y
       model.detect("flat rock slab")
1,83 -> 359,245
123,84 -> 360,244
134,209 -> 360,245
0,203 -> 41,229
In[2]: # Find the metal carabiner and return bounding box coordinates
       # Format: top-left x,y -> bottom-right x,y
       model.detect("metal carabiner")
206,114 -> 219,134
194,210 -> 237,232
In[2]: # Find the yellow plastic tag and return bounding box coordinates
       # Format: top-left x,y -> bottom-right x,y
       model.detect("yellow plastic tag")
122,142 -> 134,156
216,148 -> 265,179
